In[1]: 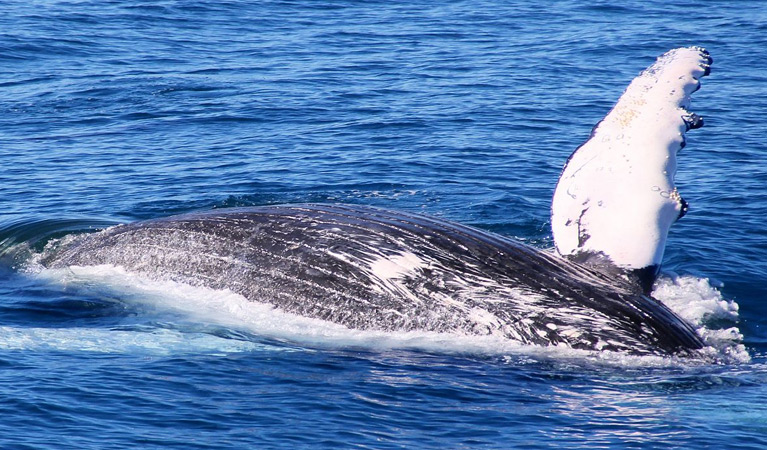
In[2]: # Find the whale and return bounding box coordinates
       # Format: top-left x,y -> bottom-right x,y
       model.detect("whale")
41,47 -> 712,356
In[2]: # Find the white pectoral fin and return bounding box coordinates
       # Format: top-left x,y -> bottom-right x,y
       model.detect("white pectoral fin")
551,47 -> 712,274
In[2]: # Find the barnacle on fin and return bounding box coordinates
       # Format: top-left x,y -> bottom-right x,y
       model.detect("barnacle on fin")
683,112 -> 704,130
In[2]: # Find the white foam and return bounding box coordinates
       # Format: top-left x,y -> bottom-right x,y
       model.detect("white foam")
0,326 -> 270,355
653,274 -> 739,325
653,274 -> 749,363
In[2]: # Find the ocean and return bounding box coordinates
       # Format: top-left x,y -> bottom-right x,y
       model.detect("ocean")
1,1 -> 766,448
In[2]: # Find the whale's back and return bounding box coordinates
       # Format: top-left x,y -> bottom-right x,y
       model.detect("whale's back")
43,204 -> 703,356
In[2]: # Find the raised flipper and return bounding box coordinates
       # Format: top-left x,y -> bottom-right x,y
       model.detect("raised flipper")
551,47 -> 712,292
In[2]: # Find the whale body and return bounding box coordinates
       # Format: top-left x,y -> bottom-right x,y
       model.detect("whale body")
41,47 -> 713,356
43,203 -> 703,355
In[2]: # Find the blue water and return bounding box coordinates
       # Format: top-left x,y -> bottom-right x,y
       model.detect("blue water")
2,0 -> 767,448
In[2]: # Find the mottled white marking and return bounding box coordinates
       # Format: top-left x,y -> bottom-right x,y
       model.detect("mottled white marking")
369,251 -> 425,281
551,47 -> 711,270
560,327 -> 583,339
467,308 -> 501,328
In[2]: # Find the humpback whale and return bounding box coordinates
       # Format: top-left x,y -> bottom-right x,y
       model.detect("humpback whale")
41,47 -> 712,356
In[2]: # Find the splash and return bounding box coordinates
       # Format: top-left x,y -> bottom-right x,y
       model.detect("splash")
653,274 -> 748,363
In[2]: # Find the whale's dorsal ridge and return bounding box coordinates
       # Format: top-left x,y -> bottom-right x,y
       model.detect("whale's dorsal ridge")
551,47 -> 712,286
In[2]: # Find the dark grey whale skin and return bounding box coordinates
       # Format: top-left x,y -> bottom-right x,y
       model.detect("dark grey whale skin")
42,204 -> 704,356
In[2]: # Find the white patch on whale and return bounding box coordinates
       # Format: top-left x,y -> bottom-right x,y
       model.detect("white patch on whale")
369,251 -> 424,280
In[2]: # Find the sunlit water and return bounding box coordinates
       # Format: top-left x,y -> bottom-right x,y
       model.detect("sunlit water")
2,1 -> 767,448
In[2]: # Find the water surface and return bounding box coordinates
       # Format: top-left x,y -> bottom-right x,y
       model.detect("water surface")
2,1 -> 766,448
